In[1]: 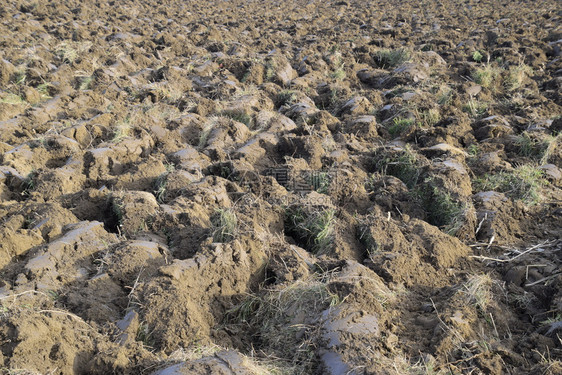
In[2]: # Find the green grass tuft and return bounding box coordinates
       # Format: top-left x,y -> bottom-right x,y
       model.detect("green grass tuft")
211,208 -> 238,242
330,65 -> 346,81
472,51 -> 484,62
222,112 -> 253,127
284,207 -> 336,254
387,117 -> 415,137
373,48 -> 410,69
277,90 -> 298,107
462,98 -> 488,117
0,93 -> 27,105
153,164 -> 175,203
422,186 -> 465,235
514,132 -> 558,164
373,145 -> 421,189
78,75 -> 93,90
473,165 -> 546,205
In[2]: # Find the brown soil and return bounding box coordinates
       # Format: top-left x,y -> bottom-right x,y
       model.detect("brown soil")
1,0 -> 561,374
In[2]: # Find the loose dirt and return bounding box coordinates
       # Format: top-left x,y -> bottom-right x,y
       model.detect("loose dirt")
0,0 -> 561,374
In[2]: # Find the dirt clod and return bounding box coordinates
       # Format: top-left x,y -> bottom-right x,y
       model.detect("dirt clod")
0,0 -> 560,374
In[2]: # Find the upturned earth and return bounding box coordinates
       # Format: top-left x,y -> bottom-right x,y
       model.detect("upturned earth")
0,0 -> 561,374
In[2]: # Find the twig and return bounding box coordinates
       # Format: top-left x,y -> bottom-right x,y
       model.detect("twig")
437,352 -> 485,369
469,242 -> 491,247
490,312 -> 499,338
475,213 -> 487,236
395,206 -> 404,219
290,245 -> 314,267
126,268 -> 144,310
526,264 -> 547,281
470,241 -> 553,263
0,290 -> 51,300
469,255 -> 512,262
486,235 -> 495,250
525,272 -> 562,287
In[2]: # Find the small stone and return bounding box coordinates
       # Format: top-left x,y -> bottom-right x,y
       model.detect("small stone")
422,143 -> 467,157
402,92 -> 416,101
465,84 -> 482,96
337,96 -> 371,117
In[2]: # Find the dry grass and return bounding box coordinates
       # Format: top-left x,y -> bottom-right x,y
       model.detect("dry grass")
198,117 -> 219,149
374,48 -> 411,68
226,274 -> 340,372
462,98 -> 488,117
532,348 -> 562,375
55,41 -> 92,64
112,120 -> 132,143
461,274 -> 493,312
472,65 -> 502,89
150,344 -> 298,375
506,63 -> 532,91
